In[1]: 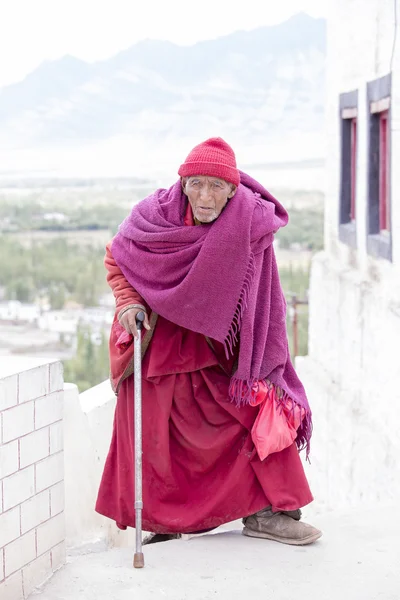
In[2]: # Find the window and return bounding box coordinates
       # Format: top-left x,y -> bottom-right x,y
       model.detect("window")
379,110 -> 389,231
367,74 -> 392,261
350,116 -> 357,221
339,90 -> 358,248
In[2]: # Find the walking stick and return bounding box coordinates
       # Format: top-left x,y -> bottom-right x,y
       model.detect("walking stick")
133,310 -> 145,568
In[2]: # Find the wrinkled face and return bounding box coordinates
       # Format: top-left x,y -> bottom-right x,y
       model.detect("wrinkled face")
182,176 -> 237,223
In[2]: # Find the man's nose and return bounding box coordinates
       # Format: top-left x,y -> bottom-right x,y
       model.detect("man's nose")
199,184 -> 212,200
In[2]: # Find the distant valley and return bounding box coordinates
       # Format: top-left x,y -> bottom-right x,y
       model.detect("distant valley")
0,13 -> 326,184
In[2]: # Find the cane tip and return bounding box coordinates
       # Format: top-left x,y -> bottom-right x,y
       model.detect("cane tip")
133,552 -> 145,568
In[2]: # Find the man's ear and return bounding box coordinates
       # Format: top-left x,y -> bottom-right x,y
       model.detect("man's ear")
181,177 -> 187,192
228,185 -> 237,198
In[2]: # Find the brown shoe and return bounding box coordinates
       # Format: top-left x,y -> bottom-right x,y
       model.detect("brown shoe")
142,533 -> 181,545
242,507 -> 322,546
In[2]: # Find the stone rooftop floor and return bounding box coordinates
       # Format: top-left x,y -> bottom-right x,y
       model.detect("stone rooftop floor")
34,507 -> 399,600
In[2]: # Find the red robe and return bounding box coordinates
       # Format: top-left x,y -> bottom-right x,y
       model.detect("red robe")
95,205 -> 313,534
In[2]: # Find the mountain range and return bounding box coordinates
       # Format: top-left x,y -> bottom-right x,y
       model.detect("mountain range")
0,13 -> 326,180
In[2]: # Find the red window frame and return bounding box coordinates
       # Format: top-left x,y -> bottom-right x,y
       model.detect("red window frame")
379,110 -> 389,231
350,117 -> 357,221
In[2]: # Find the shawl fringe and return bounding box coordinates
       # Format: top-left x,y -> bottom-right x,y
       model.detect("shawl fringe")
223,252 -> 256,359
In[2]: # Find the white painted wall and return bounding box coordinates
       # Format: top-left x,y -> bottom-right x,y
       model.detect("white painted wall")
298,0 -> 400,511
324,0 -> 400,266
63,381 -> 112,549
63,381 -> 135,550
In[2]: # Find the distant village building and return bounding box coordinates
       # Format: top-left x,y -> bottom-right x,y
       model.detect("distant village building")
0,300 -> 113,357
38,310 -> 79,336
41,212 -> 69,223
98,292 -> 115,308
297,0 -> 400,510
0,300 -> 39,323
80,307 -> 114,328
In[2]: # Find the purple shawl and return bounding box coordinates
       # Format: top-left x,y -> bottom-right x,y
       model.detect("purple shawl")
112,170 -> 312,454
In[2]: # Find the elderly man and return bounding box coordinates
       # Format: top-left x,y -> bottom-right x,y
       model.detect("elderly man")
96,138 -> 321,546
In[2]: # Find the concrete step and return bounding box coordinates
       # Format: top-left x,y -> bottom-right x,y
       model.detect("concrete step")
33,507 -> 399,600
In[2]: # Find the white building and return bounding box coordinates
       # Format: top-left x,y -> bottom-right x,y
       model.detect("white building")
37,311 -> 79,336
0,302 -> 39,324
297,0 -> 400,510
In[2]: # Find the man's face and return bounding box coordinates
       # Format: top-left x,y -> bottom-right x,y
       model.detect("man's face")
183,176 -> 237,223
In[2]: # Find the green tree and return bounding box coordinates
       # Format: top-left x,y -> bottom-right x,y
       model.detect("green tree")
63,325 -> 110,392
0,236 -> 109,310
48,283 -> 67,310
6,277 -> 35,303
278,263 -> 310,358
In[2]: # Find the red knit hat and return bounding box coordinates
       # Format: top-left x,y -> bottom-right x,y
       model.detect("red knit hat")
178,137 -> 240,187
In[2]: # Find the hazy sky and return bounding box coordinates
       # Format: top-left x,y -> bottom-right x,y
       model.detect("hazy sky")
0,0 -> 327,88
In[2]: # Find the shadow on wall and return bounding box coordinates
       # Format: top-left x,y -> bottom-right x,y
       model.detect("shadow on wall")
63,381 -> 135,549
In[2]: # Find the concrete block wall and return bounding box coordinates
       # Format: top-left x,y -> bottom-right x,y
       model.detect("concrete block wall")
0,358 -> 66,600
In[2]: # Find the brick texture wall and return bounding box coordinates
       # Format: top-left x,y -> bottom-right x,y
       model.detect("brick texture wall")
0,360 -> 65,600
